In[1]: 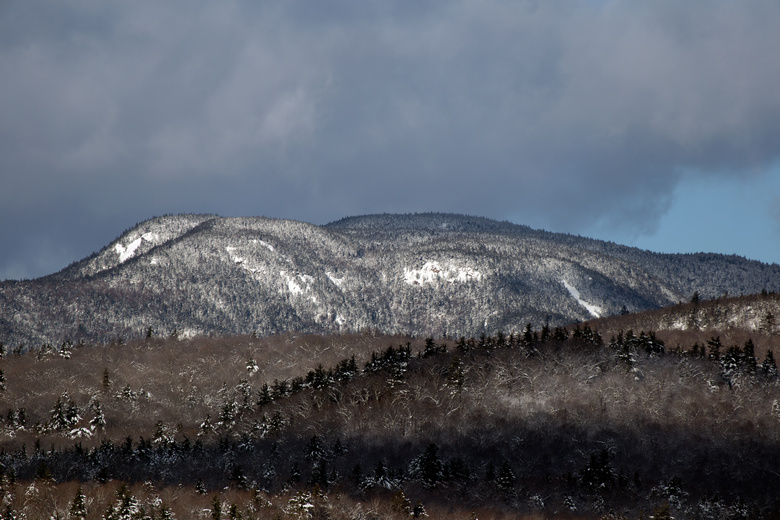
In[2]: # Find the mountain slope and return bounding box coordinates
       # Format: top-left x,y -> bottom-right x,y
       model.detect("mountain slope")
2,213 -> 779,347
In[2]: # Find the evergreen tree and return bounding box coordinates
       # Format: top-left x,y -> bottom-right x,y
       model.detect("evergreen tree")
540,323 -> 551,342
159,504 -> 175,520
495,460 -> 516,497
721,345 -> 742,383
227,503 -> 242,520
59,340 -> 73,359
288,462 -> 301,484
230,465 -> 248,489
70,485 -> 88,520
104,484 -> 142,520
64,393 -> 81,427
553,326 -> 569,341
615,333 -> 635,368
762,350 -> 778,379
199,415 -> 214,436
523,323 -> 534,346
422,337 -> 437,357
416,443 -> 444,489
210,495 -> 222,520
49,395 -> 68,431
412,501 -> 427,518
35,461 -> 53,481
257,384 -> 272,406
707,337 -> 723,361
764,312 -> 776,334
640,331 -> 665,356
309,459 -> 330,488
90,399 -> 106,431
218,400 -> 238,428
484,462 -> 495,483
350,463 -> 363,486
445,356 -> 465,391
332,438 -> 346,456
305,435 -> 327,462
742,339 -> 758,373
391,490 -> 411,515
580,449 -> 614,491
3,504 -> 17,520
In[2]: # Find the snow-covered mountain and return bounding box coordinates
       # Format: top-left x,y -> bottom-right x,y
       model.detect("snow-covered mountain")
2,213 -> 779,347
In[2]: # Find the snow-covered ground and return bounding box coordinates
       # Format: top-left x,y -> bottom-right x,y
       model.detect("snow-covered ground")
562,280 -> 602,318
404,261 -> 482,285
326,272 -> 344,288
115,233 -> 159,263
115,237 -> 143,263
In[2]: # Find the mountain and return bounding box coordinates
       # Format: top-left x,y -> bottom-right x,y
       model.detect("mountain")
2,213 -> 780,347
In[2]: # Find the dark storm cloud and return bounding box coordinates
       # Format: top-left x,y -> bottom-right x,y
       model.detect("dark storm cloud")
2,0 -> 780,278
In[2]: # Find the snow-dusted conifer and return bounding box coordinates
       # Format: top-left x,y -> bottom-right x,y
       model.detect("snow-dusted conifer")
763,350 -> 778,380
70,485 -> 87,520
49,393 -> 80,431
90,400 -> 106,431
445,356 -> 464,391
305,435 -> 327,462
199,415 -> 214,436
495,460 -> 516,496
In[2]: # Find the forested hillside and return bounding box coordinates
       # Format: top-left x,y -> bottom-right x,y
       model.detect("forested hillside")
3,213 -> 779,348
2,295 -> 780,518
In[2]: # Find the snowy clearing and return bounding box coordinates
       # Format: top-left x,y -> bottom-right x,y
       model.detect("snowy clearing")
562,280 -> 602,318
404,261 -> 482,285
256,239 -> 275,252
115,237 -> 143,263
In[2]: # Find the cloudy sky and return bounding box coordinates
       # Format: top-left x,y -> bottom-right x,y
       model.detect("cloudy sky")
2,0 -> 780,280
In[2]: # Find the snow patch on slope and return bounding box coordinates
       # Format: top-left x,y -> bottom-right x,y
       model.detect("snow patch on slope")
115,237 -> 142,263
562,280 -> 602,318
114,233 -> 160,263
404,261 -> 482,285
225,246 -> 246,265
326,272 -> 344,288
280,271 -> 303,295
254,239 -> 275,252
280,271 -> 316,296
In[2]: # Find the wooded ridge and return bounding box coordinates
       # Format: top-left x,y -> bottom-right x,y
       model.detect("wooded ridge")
2,213 -> 779,348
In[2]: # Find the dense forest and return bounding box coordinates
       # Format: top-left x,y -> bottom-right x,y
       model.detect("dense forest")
2,294 -> 780,519
4,213 -> 780,348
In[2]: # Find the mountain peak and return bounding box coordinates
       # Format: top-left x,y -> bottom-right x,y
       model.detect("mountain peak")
326,212 -> 530,234
3,213 -> 779,347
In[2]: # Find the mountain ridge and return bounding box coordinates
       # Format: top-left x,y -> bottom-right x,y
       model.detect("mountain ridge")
2,212 -> 779,347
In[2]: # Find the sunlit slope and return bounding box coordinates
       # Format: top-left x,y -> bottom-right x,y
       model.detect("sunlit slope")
2,213 -> 779,346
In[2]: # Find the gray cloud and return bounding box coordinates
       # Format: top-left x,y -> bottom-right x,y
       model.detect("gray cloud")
2,0 -> 780,278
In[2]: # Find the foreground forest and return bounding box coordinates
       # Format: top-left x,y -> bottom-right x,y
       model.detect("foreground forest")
2,295 -> 780,519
